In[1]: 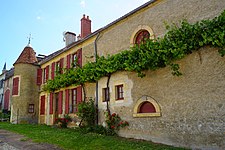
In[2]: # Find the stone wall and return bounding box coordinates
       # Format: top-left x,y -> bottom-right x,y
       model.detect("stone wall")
96,0 -> 225,149
11,63 -> 40,124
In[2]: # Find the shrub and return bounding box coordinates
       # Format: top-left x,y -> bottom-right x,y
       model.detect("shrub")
77,99 -> 96,127
105,112 -> 129,134
54,114 -> 72,128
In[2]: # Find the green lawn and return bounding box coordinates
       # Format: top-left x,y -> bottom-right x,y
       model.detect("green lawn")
0,122 -> 188,150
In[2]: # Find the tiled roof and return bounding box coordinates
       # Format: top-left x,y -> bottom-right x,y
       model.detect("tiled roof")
5,68 -> 14,80
14,45 -> 38,65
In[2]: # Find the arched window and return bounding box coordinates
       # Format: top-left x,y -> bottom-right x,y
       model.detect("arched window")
133,96 -> 161,117
130,25 -> 154,46
138,101 -> 156,113
135,30 -> 150,45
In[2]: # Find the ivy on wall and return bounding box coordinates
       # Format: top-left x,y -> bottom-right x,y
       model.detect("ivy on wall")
43,10 -> 225,92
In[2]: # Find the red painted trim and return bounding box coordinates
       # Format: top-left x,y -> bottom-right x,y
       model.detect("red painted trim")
51,62 -> 55,79
65,89 -> 69,114
37,68 -> 42,85
12,77 -> 19,95
40,95 -> 45,115
58,91 -> 63,114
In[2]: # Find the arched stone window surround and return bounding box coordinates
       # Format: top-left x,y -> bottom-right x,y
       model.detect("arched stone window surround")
133,96 -> 161,117
130,25 -> 155,45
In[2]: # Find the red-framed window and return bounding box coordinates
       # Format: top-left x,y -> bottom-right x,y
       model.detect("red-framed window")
40,95 -> 45,115
28,104 -> 34,113
70,86 -> 82,113
72,48 -> 82,68
138,101 -> 156,113
71,88 -> 77,113
115,84 -> 124,100
102,87 -> 109,102
12,77 -> 19,96
43,65 -> 49,83
51,62 -> 55,79
56,58 -> 64,74
135,30 -> 150,45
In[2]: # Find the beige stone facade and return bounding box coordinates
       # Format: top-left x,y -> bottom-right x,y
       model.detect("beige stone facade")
37,0 -> 225,149
11,63 -> 40,124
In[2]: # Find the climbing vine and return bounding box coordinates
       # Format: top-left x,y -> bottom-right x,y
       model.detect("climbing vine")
43,10 -> 225,92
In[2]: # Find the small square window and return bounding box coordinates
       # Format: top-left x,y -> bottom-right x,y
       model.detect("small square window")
102,87 -> 109,102
116,84 -> 124,100
28,104 -> 34,113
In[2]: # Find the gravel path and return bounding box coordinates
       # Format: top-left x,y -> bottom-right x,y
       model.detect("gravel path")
0,129 -> 61,150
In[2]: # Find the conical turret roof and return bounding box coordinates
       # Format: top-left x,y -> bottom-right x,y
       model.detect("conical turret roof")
14,45 -> 38,65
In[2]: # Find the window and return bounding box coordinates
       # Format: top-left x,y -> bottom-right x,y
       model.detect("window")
28,104 -> 34,113
0,79 -> 3,88
71,88 -> 77,113
102,87 -> 109,102
43,66 -> 49,83
133,96 -> 161,117
56,58 -> 64,74
135,30 -> 150,45
115,84 -> 124,100
51,62 -> 55,79
72,53 -> 78,68
12,77 -> 20,96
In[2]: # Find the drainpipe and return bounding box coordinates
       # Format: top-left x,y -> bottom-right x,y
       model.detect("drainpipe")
94,32 -> 101,124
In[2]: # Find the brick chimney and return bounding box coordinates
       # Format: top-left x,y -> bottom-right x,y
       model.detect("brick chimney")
81,14 -> 91,38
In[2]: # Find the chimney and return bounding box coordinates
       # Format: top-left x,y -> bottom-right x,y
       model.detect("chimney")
81,14 -> 91,38
64,32 -> 76,46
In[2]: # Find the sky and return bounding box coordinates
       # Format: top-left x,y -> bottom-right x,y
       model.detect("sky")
0,0 -> 149,70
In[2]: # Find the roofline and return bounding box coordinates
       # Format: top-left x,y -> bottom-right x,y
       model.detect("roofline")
40,0 -> 157,65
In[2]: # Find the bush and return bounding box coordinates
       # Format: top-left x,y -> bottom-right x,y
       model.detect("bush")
105,112 -> 129,134
77,99 -> 96,127
54,114 -> 72,128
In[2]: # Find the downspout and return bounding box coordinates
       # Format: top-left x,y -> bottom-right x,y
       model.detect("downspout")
94,32 -> 101,124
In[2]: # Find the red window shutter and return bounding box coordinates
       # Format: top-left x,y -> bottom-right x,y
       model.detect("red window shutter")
51,62 -> 55,79
12,77 -> 19,95
37,68 -> 42,85
49,93 -> 53,114
78,49 -> 82,67
60,58 -> 64,74
66,54 -> 71,69
77,86 -> 82,104
40,95 -> 45,115
65,89 -> 69,114
46,65 -> 49,81
58,91 -> 63,114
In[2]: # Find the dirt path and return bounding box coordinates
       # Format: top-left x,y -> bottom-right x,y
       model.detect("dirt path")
0,129 -> 62,150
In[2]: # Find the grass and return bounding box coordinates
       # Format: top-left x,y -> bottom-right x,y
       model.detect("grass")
0,122 -> 188,150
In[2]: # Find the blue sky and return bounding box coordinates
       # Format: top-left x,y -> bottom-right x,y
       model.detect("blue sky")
0,0 -> 149,70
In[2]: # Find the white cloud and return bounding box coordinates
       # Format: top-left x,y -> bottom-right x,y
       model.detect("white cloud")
80,0 -> 85,8
36,16 -> 41,20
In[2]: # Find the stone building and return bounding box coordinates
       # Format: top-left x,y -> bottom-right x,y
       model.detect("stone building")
10,44 -> 40,124
20,0 -> 225,149
3,67 -> 14,112
0,63 -> 6,110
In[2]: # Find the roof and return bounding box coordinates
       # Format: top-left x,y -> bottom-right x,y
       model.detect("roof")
14,45 -> 38,65
5,68 -> 14,80
40,0 -> 156,65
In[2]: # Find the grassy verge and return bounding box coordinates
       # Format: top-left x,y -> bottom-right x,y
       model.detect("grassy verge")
0,122 -> 188,150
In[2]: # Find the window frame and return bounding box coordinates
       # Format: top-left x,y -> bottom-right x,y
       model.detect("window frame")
28,104 -> 34,113
71,88 -> 77,113
115,84 -> 124,100
102,87 -> 109,102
